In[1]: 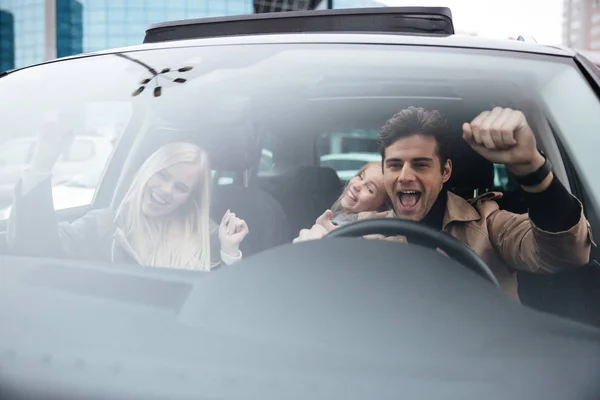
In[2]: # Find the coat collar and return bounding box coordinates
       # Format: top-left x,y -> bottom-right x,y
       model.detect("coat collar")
443,191 -> 503,230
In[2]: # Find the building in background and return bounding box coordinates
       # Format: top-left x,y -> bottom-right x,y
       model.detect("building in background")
254,0 -> 382,12
0,0 -> 384,71
0,0 -> 82,70
0,8 -> 15,71
253,0 -> 323,13
316,0 -> 382,9
56,0 -> 83,58
562,0 -> 600,50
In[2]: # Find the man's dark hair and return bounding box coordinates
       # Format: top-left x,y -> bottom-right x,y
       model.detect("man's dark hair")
378,107 -> 452,170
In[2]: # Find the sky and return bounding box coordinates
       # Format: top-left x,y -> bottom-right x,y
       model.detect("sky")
378,0 -> 564,44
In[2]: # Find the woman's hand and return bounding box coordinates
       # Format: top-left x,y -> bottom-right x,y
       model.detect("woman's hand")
219,209 -> 249,258
30,110 -> 77,172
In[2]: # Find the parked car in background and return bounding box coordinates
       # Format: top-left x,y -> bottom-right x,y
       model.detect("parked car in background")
0,135 -> 113,209
0,168 -> 103,220
320,152 -> 382,181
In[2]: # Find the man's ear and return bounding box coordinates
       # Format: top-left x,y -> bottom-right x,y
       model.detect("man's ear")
442,159 -> 452,184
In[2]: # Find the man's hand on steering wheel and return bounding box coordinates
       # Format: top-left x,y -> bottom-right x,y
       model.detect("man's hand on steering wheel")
324,218 -> 499,286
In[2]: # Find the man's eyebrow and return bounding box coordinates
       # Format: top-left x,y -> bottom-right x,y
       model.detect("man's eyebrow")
413,157 -> 434,162
384,157 -> 403,163
385,157 -> 433,163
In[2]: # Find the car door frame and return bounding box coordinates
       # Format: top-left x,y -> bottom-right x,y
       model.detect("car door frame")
571,53 -> 600,261
517,53 -> 600,327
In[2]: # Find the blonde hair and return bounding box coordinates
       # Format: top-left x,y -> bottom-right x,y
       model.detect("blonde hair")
115,142 -> 213,271
331,161 -> 389,213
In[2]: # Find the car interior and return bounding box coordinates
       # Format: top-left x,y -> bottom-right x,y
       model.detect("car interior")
0,52 -> 599,328
13,79 -> 586,326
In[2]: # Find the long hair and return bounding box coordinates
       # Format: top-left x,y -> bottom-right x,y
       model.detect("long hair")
114,142 -> 213,271
330,161 -> 390,214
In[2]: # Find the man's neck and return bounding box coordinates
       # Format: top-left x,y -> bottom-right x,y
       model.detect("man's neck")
421,189 -> 447,230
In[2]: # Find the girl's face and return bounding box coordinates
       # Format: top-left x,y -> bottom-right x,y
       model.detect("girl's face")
340,165 -> 386,213
141,162 -> 200,218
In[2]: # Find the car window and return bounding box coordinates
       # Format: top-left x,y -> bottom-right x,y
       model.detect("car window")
321,158 -> 373,171
0,140 -> 33,165
212,148 -> 275,187
259,149 -> 274,172
493,164 -> 519,191
63,168 -> 105,189
0,42 -> 598,257
318,130 -> 381,180
0,57 -> 133,217
59,138 -> 97,162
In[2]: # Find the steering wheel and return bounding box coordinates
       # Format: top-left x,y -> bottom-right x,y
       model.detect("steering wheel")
326,218 -> 499,287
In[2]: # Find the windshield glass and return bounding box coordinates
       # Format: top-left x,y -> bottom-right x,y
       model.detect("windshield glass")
1,42 -> 599,274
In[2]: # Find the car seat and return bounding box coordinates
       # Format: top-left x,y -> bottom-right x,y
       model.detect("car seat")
261,166 -> 343,240
205,127 -> 291,256
444,138 -> 495,199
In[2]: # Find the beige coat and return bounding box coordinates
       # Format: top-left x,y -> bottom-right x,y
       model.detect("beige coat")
359,191 -> 594,300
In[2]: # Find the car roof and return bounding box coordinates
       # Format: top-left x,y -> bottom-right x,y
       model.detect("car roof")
139,7 -> 571,58
85,32 -> 573,58
5,30 -> 574,76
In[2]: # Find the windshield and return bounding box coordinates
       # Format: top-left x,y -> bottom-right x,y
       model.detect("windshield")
1,42 -> 600,295
0,44 -> 598,208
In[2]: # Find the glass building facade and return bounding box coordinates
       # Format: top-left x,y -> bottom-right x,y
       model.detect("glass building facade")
82,0 -> 253,53
317,0 -> 382,9
0,0 -> 384,71
0,0 -> 45,69
0,8 -> 15,71
57,0 -> 83,58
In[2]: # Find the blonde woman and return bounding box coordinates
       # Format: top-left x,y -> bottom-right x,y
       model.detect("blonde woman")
294,161 -> 390,242
7,119 -> 248,270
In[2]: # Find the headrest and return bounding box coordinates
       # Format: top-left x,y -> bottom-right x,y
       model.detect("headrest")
291,166 -> 342,192
168,122 -> 263,172
445,139 -> 495,192
206,127 -> 262,171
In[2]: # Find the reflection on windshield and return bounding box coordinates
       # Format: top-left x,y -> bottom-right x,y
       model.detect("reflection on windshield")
115,53 -> 194,98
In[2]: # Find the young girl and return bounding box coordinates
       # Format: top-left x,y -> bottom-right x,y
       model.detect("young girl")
293,161 -> 390,242
329,161 -> 391,226
8,120 -> 248,271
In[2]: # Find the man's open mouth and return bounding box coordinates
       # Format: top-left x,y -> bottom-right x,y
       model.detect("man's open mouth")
397,190 -> 421,209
